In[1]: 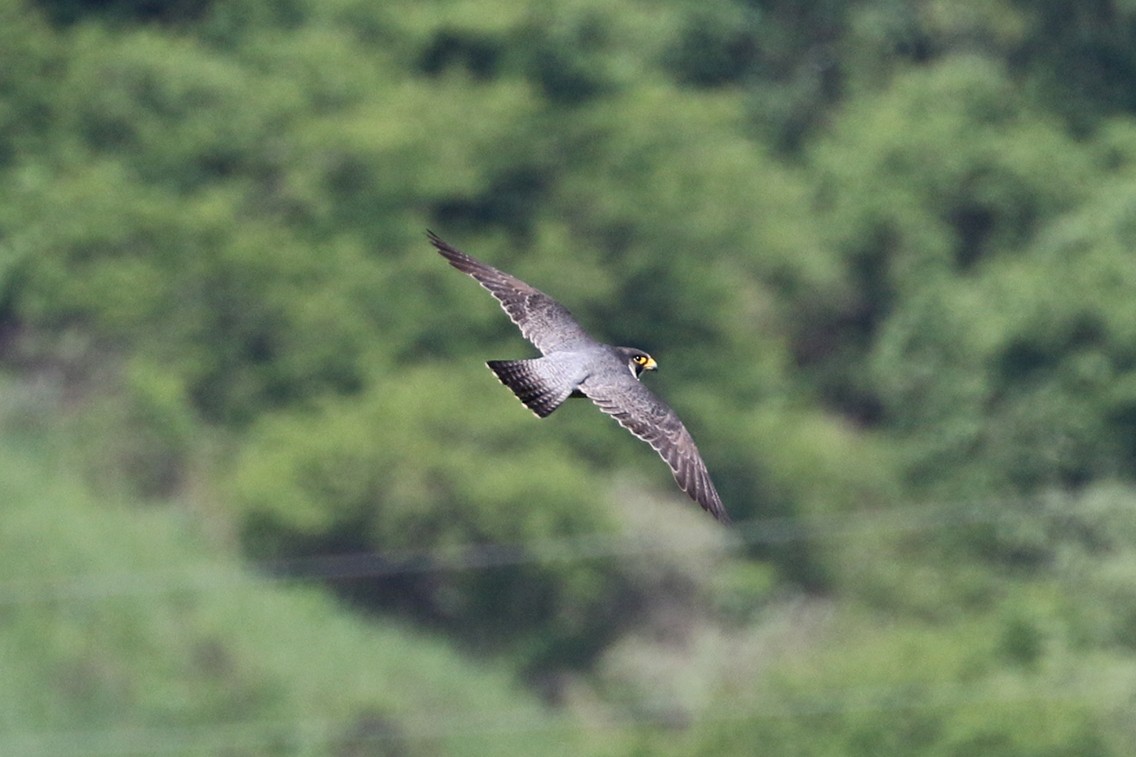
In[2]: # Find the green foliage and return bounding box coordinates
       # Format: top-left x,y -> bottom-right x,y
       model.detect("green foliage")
6,0 -> 1136,752
0,432 -> 590,756
634,596 -> 1134,756
52,26 -> 300,187
3,165 -> 381,423
32,0 -> 213,27
800,56 -> 1136,495
71,357 -> 197,498
664,4 -> 759,88
867,168 -> 1136,496
1015,1 -> 1136,127
0,0 -> 59,166
228,365 -> 628,665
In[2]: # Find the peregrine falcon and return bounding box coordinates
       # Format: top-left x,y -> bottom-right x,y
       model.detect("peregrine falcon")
430,231 -> 730,523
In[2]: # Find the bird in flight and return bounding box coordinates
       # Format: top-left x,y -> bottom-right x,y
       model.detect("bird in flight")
430,231 -> 729,523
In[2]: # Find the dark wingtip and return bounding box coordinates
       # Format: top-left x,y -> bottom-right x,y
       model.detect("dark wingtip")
426,229 -> 447,251
427,229 -> 471,267
700,491 -> 731,525
689,468 -> 730,524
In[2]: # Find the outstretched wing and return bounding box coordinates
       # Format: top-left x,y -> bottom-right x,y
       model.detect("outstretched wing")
429,231 -> 595,355
581,375 -> 730,523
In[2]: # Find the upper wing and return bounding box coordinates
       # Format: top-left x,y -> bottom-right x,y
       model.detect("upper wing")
581,374 -> 730,523
429,231 -> 595,355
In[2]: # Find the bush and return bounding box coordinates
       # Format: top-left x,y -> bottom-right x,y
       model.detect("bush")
228,365 -> 630,666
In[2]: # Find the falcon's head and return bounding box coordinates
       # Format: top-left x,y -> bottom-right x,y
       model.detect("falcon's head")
620,347 -> 658,378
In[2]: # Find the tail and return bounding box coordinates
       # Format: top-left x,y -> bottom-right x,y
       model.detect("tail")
487,359 -> 575,418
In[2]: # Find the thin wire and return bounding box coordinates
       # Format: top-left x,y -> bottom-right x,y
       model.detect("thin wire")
0,498 -> 1115,753
0,497 -> 1053,606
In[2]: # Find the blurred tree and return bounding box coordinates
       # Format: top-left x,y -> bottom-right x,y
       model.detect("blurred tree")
804,56 -> 1096,423
0,0 -> 59,167
4,2 -> 1136,750
871,172 -> 1136,497
1014,0 -> 1136,128
228,365 -> 643,669
31,0 -> 212,26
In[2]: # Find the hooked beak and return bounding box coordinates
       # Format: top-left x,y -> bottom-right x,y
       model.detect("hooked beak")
643,356 -> 657,371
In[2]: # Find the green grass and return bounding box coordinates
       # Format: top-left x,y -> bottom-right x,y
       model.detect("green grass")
0,431 -> 589,756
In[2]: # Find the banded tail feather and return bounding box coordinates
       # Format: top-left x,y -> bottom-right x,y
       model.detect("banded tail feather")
487,359 -> 575,418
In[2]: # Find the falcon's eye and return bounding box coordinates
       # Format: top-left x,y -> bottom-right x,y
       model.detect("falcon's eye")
634,355 -> 647,364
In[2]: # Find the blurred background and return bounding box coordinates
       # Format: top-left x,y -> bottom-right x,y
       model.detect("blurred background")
3,0 -> 1136,753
